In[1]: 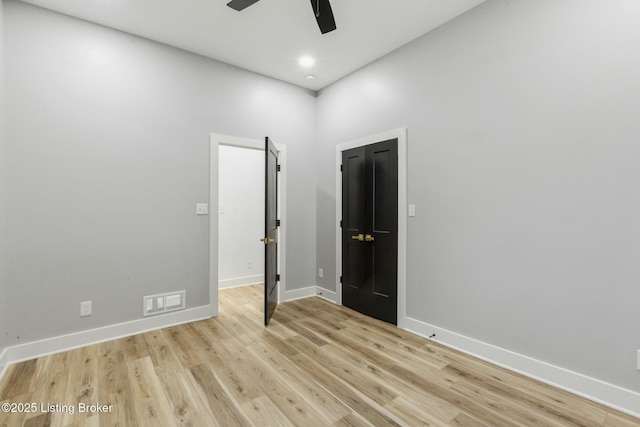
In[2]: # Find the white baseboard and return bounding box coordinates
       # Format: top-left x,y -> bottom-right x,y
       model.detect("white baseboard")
403,316 -> 640,418
0,347 -> 8,380
0,305 -> 212,376
283,286 -> 318,302
219,275 -> 263,289
283,286 -> 338,303
315,286 -> 337,303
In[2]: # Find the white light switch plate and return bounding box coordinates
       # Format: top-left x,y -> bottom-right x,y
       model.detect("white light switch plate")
196,203 -> 209,215
408,204 -> 416,217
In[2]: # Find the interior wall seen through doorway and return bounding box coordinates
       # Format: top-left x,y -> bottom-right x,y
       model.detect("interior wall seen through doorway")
218,145 -> 264,289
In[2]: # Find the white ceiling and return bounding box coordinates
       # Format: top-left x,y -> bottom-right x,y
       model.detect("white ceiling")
18,0 -> 485,91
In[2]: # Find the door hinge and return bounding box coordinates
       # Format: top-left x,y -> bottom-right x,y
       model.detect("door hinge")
340,275 -> 343,283
276,219 -> 281,227
277,164 -> 281,172
340,220 -> 342,228
340,165 -> 343,172
276,274 -> 281,282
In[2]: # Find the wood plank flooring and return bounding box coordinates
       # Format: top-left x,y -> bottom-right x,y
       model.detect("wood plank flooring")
1,284 -> 638,426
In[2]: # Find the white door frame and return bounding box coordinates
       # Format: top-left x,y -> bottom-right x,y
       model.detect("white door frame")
335,128 -> 407,328
210,134 -> 287,316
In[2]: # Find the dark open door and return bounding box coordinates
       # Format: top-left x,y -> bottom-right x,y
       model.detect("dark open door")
263,137 -> 279,326
342,139 -> 398,324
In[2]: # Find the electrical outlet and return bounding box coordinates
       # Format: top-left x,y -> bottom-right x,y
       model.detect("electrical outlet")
248,259 -> 253,269
196,203 -> 209,215
80,301 -> 92,317
318,268 -> 324,279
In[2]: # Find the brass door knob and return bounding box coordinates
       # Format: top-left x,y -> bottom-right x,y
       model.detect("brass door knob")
365,234 -> 375,242
351,234 -> 364,241
260,237 -> 276,244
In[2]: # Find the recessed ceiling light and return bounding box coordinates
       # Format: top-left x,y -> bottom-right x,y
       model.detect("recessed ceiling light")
305,75 -> 316,80
299,56 -> 315,68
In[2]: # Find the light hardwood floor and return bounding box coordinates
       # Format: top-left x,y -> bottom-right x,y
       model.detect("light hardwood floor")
1,284 -> 638,426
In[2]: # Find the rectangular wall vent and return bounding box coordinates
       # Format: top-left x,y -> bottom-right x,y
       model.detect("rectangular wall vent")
143,290 -> 186,317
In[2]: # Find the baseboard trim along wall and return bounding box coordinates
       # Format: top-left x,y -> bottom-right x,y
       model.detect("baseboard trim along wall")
0,348 -> 8,381
0,305 -> 212,379
283,286 -> 337,303
219,275 -> 264,290
283,286 -> 317,302
315,287 -> 337,303
403,316 -> 640,418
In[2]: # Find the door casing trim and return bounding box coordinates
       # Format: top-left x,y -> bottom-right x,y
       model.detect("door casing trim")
335,128 -> 407,328
210,134 -> 287,317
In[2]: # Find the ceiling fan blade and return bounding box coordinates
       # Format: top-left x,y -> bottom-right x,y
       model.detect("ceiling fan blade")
227,0 -> 261,12
310,0 -> 337,34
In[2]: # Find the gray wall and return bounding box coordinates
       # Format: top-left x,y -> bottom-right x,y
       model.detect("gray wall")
0,0 -> 8,354
3,0 -> 316,345
316,0 -> 640,392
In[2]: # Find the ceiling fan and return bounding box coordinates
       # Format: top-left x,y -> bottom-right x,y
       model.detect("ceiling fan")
226,0 -> 337,34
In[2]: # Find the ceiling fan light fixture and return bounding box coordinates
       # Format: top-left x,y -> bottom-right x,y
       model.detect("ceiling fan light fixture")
305,75 -> 316,80
299,56 -> 316,68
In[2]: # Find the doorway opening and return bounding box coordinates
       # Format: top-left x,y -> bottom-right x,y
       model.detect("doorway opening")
335,128 -> 407,327
209,134 -> 287,318
218,145 -> 264,291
